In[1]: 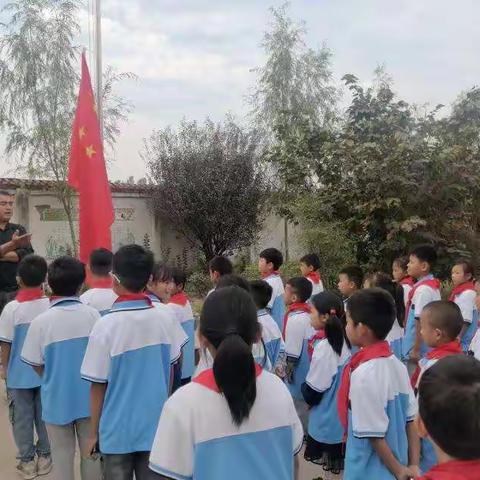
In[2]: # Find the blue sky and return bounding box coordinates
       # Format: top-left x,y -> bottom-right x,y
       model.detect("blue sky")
1,0 -> 480,180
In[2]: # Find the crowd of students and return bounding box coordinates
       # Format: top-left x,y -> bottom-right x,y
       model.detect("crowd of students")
0,243 -> 479,480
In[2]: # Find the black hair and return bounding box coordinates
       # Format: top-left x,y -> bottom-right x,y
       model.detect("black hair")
17,254 -> 47,287
209,256 -> 233,276
339,265 -> 364,290
151,262 -> 173,283
369,272 -> 406,328
48,256 -> 85,297
300,253 -> 321,271
0,190 -> 13,197
311,291 -> 348,356
200,286 -> 260,425
259,248 -> 283,271
423,301 -> 464,341
419,355 -> 480,460
112,244 -> 154,293
347,288 -> 395,340
89,248 -> 113,276
171,267 -> 187,289
410,244 -> 437,267
393,256 -> 409,272
217,274 -> 251,294
249,280 -> 272,310
454,259 -> 476,281
287,277 -> 313,303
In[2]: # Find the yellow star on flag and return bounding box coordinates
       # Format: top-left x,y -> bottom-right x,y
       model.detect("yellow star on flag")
85,145 -> 96,158
79,126 -> 86,139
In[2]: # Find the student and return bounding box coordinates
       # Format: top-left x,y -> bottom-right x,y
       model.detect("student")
392,256 -> 415,307
208,255 -> 233,296
169,267 -> 195,385
302,292 -> 350,475
403,245 -> 441,365
81,248 -> 117,315
284,277 -> 313,429
338,265 -> 363,308
450,260 -> 477,352
21,256 -> 101,480
258,248 -> 285,331
300,253 -> 324,298
411,301 -> 464,473
81,245 -> 186,480
0,255 -> 51,479
149,286 -> 303,480
250,280 -> 284,371
365,272 -> 406,360
416,355 -> 480,480
339,288 -> 419,480
146,263 -> 174,304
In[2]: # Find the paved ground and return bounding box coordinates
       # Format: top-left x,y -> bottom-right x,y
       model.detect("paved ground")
0,382 -> 340,480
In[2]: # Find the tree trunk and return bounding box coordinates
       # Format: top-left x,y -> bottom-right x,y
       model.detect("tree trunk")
59,189 -> 78,257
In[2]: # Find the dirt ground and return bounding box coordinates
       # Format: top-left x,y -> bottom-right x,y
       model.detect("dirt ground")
0,382 -> 340,480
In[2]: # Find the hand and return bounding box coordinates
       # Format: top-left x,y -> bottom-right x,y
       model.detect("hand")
395,465 -> 417,480
82,434 -> 98,459
408,465 -> 421,479
11,231 -> 32,248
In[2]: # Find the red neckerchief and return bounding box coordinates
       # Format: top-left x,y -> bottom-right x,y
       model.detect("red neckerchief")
194,364 -> 263,392
449,281 -> 475,302
337,341 -> 393,432
410,340 -> 463,388
169,292 -> 188,307
308,330 -> 326,359
16,288 -> 45,303
419,459 -> 480,480
306,272 -> 321,285
283,302 -> 311,338
88,277 -> 113,289
406,278 -> 441,321
399,276 -> 415,287
114,294 -> 153,306
261,271 -> 280,279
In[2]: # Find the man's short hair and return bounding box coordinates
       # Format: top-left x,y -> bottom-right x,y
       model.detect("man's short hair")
0,190 -> 13,197
410,244 -> 437,267
17,255 -> 47,287
259,248 -> 283,271
89,248 -> 113,276
113,245 -> 154,293
209,256 -> 233,276
48,256 -> 85,297
339,265 -> 364,290
286,277 -> 313,303
250,280 -> 273,310
423,301 -> 463,341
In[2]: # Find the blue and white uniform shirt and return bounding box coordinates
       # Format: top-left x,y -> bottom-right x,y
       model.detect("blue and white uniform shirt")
344,356 -> 417,480
386,319 -> 404,360
470,329 -> 480,360
81,296 -> 186,454
258,309 -> 284,369
80,288 -> 118,316
306,339 -> 350,445
21,298 -> 100,425
452,289 -> 478,352
149,367 -> 303,480
0,297 -> 50,389
285,311 -> 315,400
263,273 -> 285,332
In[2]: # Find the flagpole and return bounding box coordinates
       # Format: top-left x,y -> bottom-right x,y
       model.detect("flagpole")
94,0 -> 103,140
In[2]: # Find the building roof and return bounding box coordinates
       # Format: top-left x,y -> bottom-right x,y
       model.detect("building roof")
0,177 -> 155,194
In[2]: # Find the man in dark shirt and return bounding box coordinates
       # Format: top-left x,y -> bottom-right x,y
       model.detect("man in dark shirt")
0,190 -> 33,311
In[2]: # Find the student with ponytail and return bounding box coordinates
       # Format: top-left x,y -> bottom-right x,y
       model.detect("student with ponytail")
302,292 -> 351,475
149,286 -> 303,480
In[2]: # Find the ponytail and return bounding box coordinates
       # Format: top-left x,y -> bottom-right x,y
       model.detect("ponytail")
325,313 -> 347,356
213,334 -> 257,426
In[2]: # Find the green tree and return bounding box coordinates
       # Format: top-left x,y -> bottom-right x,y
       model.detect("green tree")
0,0 -> 133,254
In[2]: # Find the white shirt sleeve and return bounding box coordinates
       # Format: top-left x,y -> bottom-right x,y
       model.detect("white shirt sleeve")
350,367 -> 389,438
0,302 -> 15,343
285,317 -> 305,359
149,395 -> 194,479
164,306 -> 188,363
81,324 -> 111,383
455,290 -> 476,323
413,286 -> 435,318
265,277 -> 275,309
306,341 -> 337,392
470,329 -> 480,360
21,318 -> 44,366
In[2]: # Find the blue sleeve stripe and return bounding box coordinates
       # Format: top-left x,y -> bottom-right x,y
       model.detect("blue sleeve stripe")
148,462 -> 192,480
0,336 -> 12,343
81,374 -> 108,384
353,430 -> 386,438
20,356 -> 43,367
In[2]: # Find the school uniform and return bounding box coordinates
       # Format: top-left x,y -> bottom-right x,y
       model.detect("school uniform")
470,328 -> 480,359
418,459 -> 480,480
403,275 -> 441,360
80,286 -> 118,316
386,319 -> 404,360
303,339 -> 350,467
305,272 -> 324,299
263,273 -> 285,332
449,283 -> 478,352
342,351 -> 417,480
258,309 -> 284,369
0,292 -> 51,463
149,367 -> 303,480
169,293 -> 195,381
21,297 -> 101,480
399,277 -> 415,307
81,294 -> 187,475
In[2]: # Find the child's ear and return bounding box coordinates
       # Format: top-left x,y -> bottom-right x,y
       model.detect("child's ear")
415,414 -> 429,439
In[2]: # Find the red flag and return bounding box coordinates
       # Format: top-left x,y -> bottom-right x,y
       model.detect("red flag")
68,52 -> 114,264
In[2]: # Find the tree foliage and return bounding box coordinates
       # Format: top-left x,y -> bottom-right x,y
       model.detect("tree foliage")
145,118 -> 268,262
